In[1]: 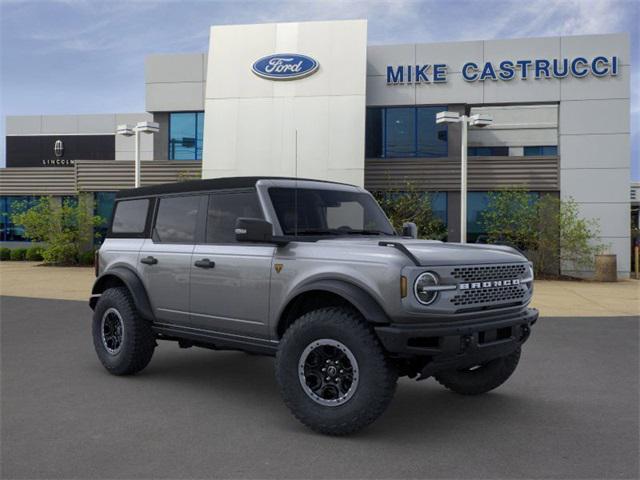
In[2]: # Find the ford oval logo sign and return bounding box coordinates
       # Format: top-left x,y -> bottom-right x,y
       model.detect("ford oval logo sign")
252,53 -> 319,80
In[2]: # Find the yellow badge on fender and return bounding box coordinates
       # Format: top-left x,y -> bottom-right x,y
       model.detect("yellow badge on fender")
274,263 -> 284,273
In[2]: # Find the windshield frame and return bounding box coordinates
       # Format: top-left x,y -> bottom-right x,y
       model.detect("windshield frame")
256,181 -> 397,241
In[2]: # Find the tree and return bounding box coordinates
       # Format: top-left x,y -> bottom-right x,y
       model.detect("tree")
479,188 -> 539,252
373,183 -> 447,240
11,196 -> 104,265
555,197 -> 605,271
480,188 -> 604,276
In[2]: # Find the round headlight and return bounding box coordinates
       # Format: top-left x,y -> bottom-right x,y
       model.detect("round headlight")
414,272 -> 439,305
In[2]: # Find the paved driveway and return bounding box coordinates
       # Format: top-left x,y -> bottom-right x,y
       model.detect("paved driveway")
1,296 -> 638,479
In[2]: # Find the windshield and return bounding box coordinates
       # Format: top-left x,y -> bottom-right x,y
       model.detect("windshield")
268,187 -> 396,237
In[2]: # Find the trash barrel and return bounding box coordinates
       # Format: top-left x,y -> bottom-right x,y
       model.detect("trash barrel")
594,254 -> 617,282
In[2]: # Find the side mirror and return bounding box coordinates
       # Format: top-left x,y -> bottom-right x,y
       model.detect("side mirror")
235,218 -> 274,243
402,222 -> 418,239
235,217 -> 289,245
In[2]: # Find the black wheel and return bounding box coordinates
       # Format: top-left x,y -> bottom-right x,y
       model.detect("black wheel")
434,349 -> 521,395
92,287 -> 156,376
275,307 -> 398,436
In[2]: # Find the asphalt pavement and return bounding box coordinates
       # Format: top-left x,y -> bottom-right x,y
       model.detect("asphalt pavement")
1,296 -> 638,479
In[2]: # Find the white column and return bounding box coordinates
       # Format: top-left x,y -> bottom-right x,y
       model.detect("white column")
134,130 -> 140,188
460,117 -> 468,244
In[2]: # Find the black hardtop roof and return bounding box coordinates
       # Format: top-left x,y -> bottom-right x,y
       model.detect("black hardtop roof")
115,176 -> 355,199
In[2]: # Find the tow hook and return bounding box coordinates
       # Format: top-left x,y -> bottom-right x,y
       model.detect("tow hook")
520,325 -> 531,341
460,335 -> 473,353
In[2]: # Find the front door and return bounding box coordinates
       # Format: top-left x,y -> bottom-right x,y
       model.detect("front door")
189,190 -> 274,339
139,194 -> 204,325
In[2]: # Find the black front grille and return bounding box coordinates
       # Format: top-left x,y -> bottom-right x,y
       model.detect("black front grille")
451,285 -> 526,307
451,264 -> 527,283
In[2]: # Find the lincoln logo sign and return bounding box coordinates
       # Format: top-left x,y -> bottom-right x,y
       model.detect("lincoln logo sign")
459,279 -> 521,290
54,139 -> 64,158
386,55 -> 620,84
252,54 -> 319,80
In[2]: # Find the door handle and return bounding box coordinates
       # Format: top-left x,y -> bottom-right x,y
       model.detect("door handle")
194,258 -> 215,269
140,256 -> 158,265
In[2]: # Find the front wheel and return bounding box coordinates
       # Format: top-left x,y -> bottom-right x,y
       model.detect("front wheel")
434,349 -> 521,395
275,307 -> 397,436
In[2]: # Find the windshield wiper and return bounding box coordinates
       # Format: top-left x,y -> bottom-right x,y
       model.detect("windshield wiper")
292,228 -> 393,236
294,229 -> 338,236
341,229 -> 389,236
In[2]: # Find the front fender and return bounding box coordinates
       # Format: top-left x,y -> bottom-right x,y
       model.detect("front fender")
280,278 -> 390,325
90,266 -> 155,321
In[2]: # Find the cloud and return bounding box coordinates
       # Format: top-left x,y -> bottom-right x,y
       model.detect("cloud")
1,0 -> 638,176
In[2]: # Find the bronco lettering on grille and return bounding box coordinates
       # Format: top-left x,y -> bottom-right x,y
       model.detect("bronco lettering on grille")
459,278 -> 520,290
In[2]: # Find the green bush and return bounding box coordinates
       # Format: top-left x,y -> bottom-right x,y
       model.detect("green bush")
10,196 -> 104,265
78,250 -> 95,266
25,246 -> 44,261
481,189 -> 604,276
0,247 -> 11,261
10,248 -> 27,261
373,182 -> 447,240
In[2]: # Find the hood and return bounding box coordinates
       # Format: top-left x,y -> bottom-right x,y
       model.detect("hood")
315,237 -> 526,266
396,239 -> 526,266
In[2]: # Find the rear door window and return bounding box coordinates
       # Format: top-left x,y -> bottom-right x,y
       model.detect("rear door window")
154,195 -> 201,243
111,199 -> 149,234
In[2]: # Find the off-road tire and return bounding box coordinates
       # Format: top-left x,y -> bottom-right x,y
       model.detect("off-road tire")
434,348 -> 521,395
275,307 -> 398,436
92,287 -> 156,375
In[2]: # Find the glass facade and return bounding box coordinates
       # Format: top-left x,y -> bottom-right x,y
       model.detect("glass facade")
467,191 -> 540,243
430,192 -> 448,226
169,112 -> 204,160
524,145 -> 558,156
466,192 -> 492,243
94,192 -> 116,243
0,196 -> 40,242
468,146 -> 509,156
366,106 -> 448,158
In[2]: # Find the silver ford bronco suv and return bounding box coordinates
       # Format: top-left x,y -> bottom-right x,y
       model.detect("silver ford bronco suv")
90,177 -> 538,435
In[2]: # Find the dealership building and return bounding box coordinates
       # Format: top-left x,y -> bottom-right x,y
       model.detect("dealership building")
0,20 -> 632,277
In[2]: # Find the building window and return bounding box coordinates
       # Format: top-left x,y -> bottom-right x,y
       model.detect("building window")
431,192 -> 448,227
468,146 -> 509,156
365,106 -> 448,158
169,112 -> 204,160
467,191 -> 540,243
524,146 -> 558,156
0,196 -> 40,242
94,192 -> 116,244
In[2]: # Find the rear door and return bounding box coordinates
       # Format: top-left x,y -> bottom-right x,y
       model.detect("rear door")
139,194 -> 206,325
189,189 -> 274,338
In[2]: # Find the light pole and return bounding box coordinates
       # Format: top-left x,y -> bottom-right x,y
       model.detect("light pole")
436,111 -> 492,244
116,121 -> 159,188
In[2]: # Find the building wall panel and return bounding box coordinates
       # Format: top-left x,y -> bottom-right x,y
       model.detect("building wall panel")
202,20 -> 367,186
0,168 -> 76,195
364,156 -> 559,192
74,161 -> 202,192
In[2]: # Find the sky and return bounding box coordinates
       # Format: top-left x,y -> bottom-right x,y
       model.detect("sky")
1,0 -> 638,179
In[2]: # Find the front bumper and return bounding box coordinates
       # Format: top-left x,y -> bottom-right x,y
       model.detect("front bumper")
375,307 -> 538,379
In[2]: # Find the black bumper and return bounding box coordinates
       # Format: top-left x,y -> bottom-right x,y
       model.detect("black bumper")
375,308 -> 538,378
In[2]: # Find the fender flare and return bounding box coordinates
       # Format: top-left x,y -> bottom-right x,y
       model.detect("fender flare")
280,279 -> 390,326
89,266 -> 155,321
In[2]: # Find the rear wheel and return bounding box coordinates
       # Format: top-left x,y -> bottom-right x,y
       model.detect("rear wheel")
434,349 -> 521,395
276,307 -> 397,436
92,287 -> 156,375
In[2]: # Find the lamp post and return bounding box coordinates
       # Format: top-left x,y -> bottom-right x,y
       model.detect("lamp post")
436,111 -> 492,244
116,121 -> 159,187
